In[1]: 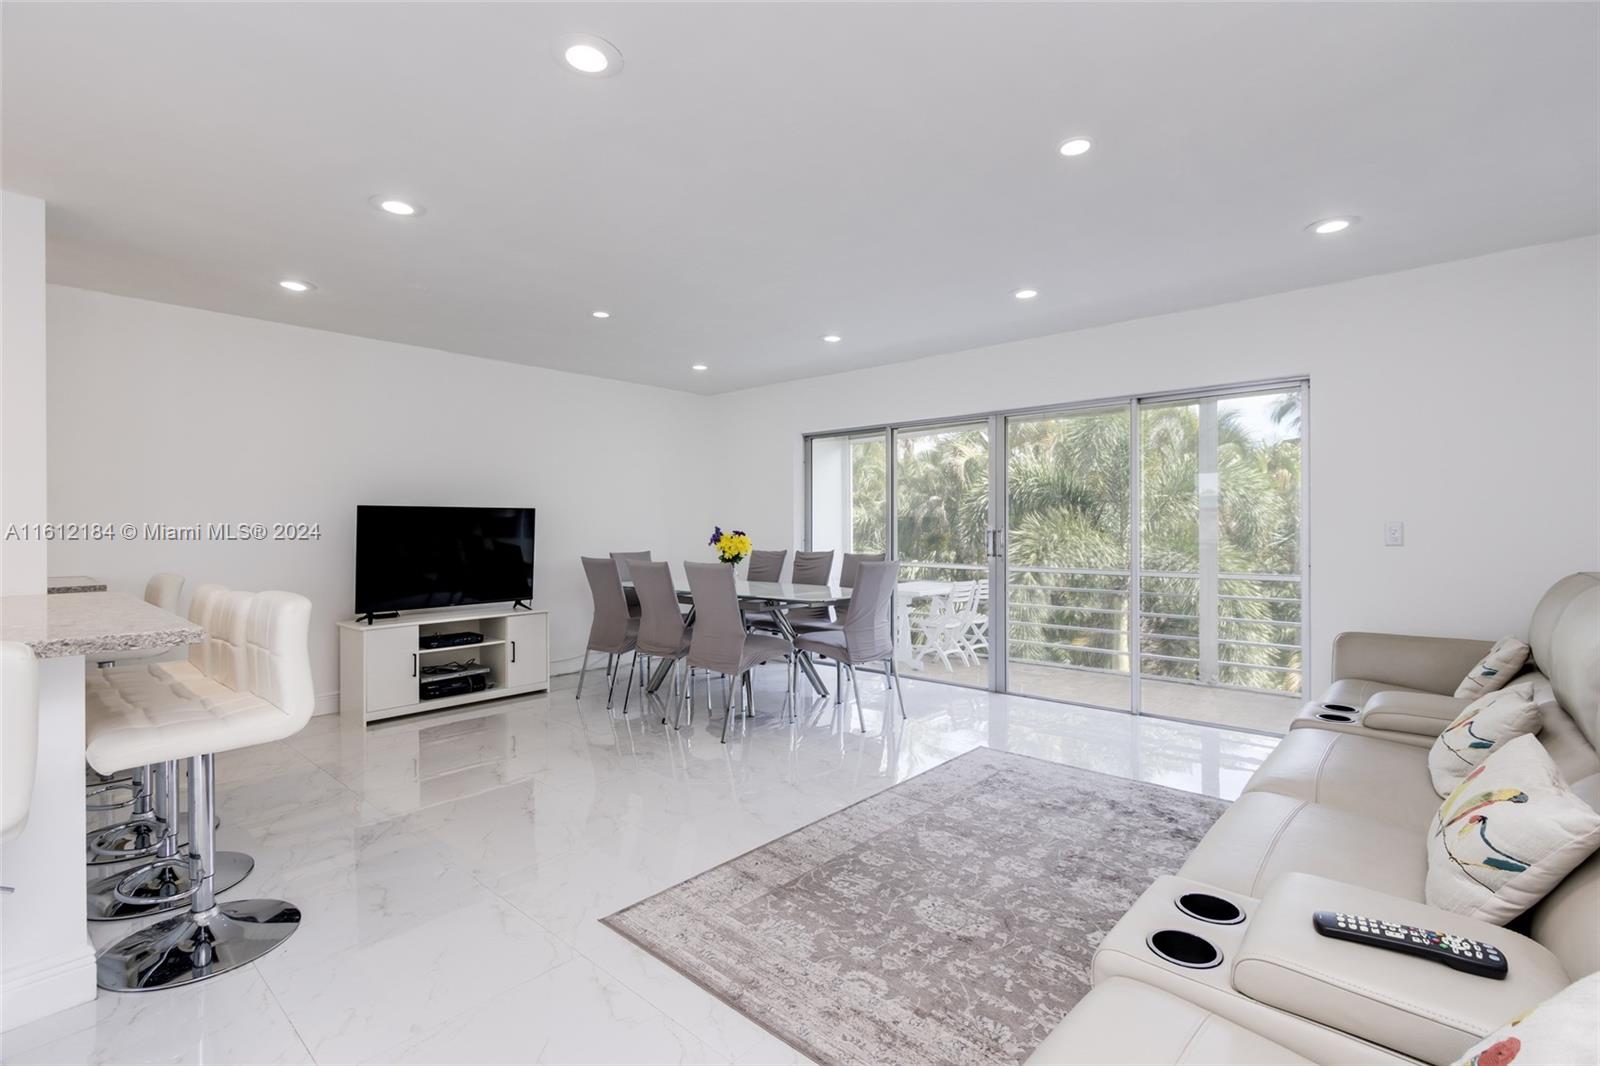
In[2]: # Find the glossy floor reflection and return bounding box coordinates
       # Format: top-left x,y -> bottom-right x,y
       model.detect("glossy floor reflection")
6,666 -> 1277,1065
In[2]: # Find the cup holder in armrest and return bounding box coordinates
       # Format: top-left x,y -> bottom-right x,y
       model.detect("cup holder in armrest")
1175,892 -> 1244,925
1147,929 -> 1222,969
1321,703 -> 1355,713
1316,711 -> 1355,723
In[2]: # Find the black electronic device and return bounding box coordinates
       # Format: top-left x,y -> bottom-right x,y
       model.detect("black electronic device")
356,506 -> 535,622
419,631 -> 485,650
1312,911 -> 1507,979
420,673 -> 490,701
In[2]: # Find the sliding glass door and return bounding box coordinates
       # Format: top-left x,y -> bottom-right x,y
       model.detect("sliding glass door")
805,380 -> 1306,732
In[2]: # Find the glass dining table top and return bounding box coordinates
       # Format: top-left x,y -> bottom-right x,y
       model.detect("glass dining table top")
670,579 -> 852,605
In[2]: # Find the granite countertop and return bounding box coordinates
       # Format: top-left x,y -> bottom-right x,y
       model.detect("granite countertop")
0,591 -> 202,659
47,575 -> 108,594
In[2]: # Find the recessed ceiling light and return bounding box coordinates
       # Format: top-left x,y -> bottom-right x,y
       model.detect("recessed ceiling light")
591,310 -> 611,319
278,279 -> 314,293
1058,137 -> 1093,157
369,196 -> 423,217
822,334 -> 842,343
691,364 -> 708,371
1014,288 -> 1039,300
560,35 -> 623,76
1309,216 -> 1358,235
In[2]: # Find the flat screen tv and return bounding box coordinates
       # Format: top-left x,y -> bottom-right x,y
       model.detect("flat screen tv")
355,506 -> 535,617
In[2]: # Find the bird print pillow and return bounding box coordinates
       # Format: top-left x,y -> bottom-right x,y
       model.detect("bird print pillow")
1453,972 -> 1599,1066
1426,734 -> 1600,924
1428,683 -> 1542,797
1455,637 -> 1532,699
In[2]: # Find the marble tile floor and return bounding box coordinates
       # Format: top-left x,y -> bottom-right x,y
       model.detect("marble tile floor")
3,666 -> 1278,1066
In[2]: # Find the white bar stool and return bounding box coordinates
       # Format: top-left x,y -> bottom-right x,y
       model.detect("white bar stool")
86,588 -> 253,920
89,590 -> 314,990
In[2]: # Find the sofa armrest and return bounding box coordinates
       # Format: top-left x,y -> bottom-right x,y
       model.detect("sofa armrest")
1360,690 -> 1474,737
1233,873 -> 1570,1065
1330,632 -> 1496,696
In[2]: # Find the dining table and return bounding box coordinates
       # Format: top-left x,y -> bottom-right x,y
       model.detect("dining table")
636,578 -> 854,698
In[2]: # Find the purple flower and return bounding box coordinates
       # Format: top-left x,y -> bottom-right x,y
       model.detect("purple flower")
708,525 -> 723,546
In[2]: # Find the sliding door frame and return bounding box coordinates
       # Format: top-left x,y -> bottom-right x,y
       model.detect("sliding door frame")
803,376 -> 1311,719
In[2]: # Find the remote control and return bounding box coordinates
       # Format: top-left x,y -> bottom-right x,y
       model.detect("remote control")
1313,912 -> 1507,979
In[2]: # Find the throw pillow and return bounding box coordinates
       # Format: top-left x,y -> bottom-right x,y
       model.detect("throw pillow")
1453,972 -> 1599,1066
1455,637 -> 1532,699
1425,734 -> 1600,924
1428,683 -> 1542,797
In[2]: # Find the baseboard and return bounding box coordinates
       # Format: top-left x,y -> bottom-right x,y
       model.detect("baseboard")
1,943 -> 96,1032
312,690 -> 341,718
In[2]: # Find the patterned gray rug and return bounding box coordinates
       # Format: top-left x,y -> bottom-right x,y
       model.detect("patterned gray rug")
602,747 -> 1230,1065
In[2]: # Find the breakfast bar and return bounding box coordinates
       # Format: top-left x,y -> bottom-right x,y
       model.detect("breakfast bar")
0,591 -> 202,1027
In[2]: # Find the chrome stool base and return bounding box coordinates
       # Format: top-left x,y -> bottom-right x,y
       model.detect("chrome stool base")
86,817 -> 166,865
87,851 -> 254,922
96,899 -> 301,991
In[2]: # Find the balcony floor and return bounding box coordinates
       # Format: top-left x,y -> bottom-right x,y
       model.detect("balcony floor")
895,655 -> 1299,734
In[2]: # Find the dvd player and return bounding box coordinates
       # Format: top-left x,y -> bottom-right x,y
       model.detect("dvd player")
419,631 -> 485,649
420,673 -> 489,701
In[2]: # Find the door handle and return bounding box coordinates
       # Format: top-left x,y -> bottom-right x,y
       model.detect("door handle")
411,653 -> 417,677
511,640 -> 517,664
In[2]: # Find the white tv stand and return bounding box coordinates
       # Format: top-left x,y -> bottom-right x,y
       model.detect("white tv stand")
337,605 -> 549,724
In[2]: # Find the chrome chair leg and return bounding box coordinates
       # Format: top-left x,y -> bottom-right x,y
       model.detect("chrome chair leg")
606,651 -> 622,709
575,650 -> 592,700
834,660 -> 843,706
848,664 -> 866,732
888,658 -> 908,719
622,651 -> 639,715
720,672 -> 735,743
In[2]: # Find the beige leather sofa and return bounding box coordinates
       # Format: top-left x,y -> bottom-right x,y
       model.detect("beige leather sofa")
1028,572 -> 1600,1065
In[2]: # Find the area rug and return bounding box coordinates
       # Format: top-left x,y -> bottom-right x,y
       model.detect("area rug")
601,746 -> 1230,1065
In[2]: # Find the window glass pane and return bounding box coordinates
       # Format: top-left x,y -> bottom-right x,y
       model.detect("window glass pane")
808,432 -> 886,557
894,423 -> 989,689
1005,408 -> 1131,710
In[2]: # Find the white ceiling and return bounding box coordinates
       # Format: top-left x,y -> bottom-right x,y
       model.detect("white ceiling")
4,3 -> 1596,395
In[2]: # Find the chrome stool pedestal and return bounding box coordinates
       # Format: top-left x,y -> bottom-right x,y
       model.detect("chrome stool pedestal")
87,759 -> 252,921
97,754 -> 298,991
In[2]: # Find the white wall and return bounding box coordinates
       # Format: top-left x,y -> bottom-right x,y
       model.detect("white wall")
1,191 -> 48,595
45,237 -> 1600,710
46,287 -> 714,712
710,237 -> 1600,693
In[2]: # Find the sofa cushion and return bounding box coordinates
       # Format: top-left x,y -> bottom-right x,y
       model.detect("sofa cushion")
1024,977 -> 1312,1066
1428,683 -> 1543,797
1525,572 -> 1599,751
1452,972 -> 1599,1066
1243,728 -> 1441,831
1180,791 -> 1426,900
1455,636 -> 1533,699
1426,734 -> 1600,924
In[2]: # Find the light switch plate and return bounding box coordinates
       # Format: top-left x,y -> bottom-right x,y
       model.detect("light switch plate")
1385,521 -> 1405,547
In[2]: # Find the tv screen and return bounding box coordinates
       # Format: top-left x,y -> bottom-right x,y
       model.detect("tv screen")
355,506 -> 535,615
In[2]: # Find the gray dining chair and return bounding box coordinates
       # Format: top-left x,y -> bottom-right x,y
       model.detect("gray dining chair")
842,551 -> 884,588
684,562 -> 795,741
579,557 -> 639,709
745,549 -> 787,582
611,550 -> 652,617
629,561 -> 692,721
792,550 -> 883,634
784,550 -> 836,627
742,548 -> 790,632
793,560 -> 906,730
